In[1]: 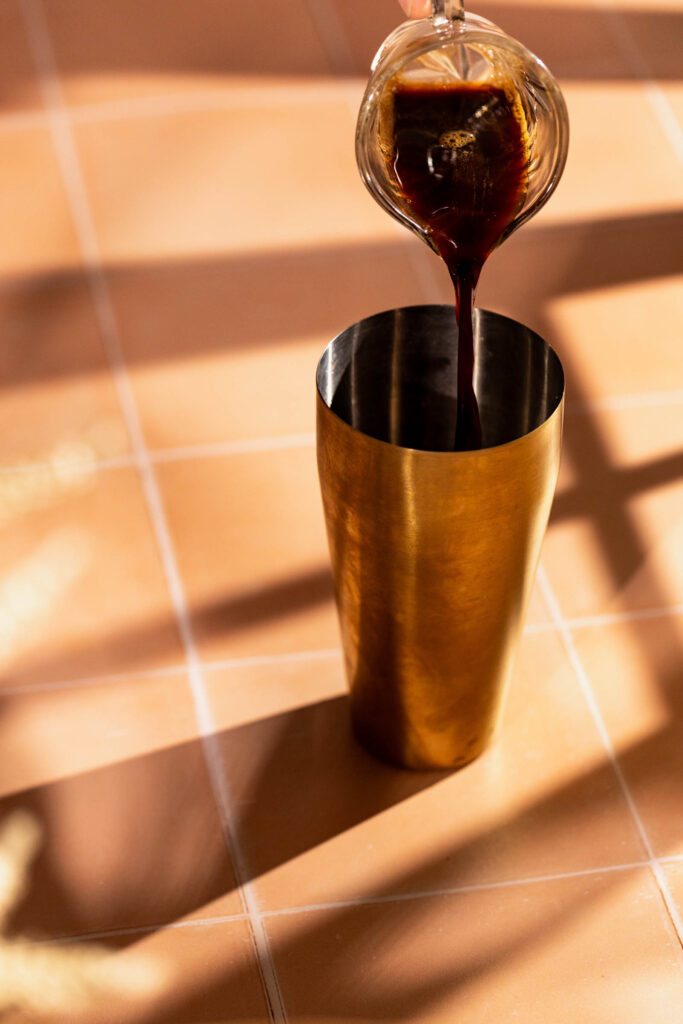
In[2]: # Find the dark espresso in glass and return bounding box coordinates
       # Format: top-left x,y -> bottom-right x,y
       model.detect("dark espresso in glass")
388,80 -> 529,450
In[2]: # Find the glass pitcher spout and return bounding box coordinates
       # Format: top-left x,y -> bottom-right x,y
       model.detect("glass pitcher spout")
356,8 -> 569,256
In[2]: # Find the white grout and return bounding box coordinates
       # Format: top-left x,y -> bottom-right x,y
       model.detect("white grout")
18,2 -> 287,1019
521,603 -> 683,637
37,856 -> 671,947
640,81 -> 683,166
0,453 -> 136,476
0,650 -> 343,698
565,389 -> 683,415
0,82 -> 369,135
538,564 -> 683,946
304,0 -> 358,77
0,375 -> 682,480
3,596 -> 682,699
66,82 -> 366,123
0,663 -> 189,698
3,600 -> 682,698
0,370 -> 682,481
595,0 -> 683,165
39,911 -> 250,947
151,433 -> 316,463
31,864 -> 667,950
201,647 -> 343,674
563,604 -> 683,631
0,435 -> 317,479
260,858 -> 656,919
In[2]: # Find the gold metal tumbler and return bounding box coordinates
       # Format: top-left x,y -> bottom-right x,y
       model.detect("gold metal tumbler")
317,305 -> 564,771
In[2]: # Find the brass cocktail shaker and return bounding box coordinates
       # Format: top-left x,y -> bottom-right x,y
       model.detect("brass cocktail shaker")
317,306 -> 564,770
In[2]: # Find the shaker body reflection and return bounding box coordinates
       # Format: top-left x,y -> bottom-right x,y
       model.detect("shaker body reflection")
317,307 -> 564,771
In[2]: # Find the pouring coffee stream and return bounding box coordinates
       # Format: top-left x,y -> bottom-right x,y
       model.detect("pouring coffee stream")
356,0 -> 568,450
389,73 -> 530,448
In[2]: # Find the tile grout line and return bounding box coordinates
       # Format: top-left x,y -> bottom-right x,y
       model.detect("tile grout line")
2,375 -> 683,477
18,2 -> 287,1019
0,81 -> 371,135
201,647 -> 343,672
2,374 -> 683,479
565,389 -> 683,414
0,453 -> 136,476
3,603 -> 682,698
562,604 -> 683,631
152,433 -> 316,463
0,663 -> 189,697
538,563 -> 683,949
0,434 -> 318,478
660,853 -> 683,866
304,0 -> 358,77
40,852 -> 683,948
595,0 -> 683,165
66,83 -> 364,122
0,649 -> 345,698
39,912 -> 251,948
260,858 -> 657,919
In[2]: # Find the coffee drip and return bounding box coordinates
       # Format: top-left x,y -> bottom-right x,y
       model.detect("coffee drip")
356,0 -> 568,450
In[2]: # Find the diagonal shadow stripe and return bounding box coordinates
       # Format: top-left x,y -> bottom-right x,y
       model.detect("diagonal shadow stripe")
0,208 -> 680,386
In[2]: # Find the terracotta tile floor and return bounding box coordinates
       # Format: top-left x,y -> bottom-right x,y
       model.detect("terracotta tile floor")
0,0 -> 681,1020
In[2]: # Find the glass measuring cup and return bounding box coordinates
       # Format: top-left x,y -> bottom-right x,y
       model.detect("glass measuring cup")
355,0 -> 569,257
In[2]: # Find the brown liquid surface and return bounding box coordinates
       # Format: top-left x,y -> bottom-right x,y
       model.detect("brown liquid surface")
387,80 -> 529,449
